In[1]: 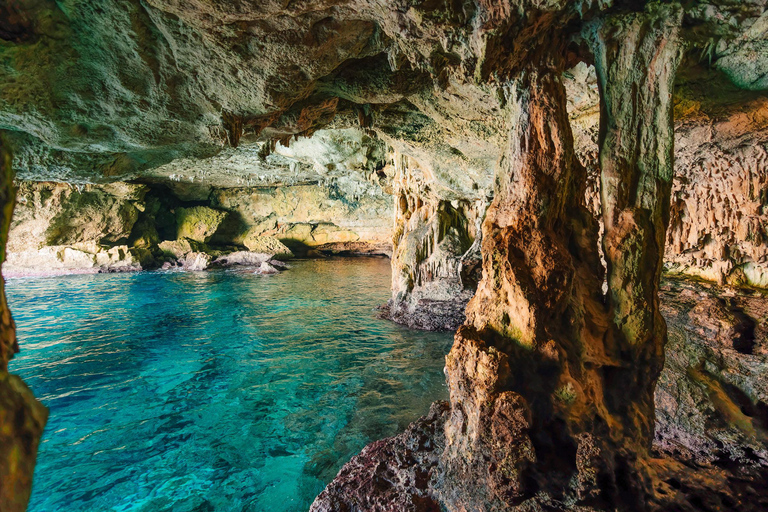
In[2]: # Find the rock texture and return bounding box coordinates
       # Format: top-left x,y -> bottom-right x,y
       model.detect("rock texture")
3,0 -> 768,511
0,137 -> 47,512
311,402 -> 449,512
6,181 -> 147,275
2,0 -> 767,289
6,176 -> 390,274
209,180 -> 392,255
384,152 -> 486,331
657,279 -> 768,469
571,64 -> 768,291
665,89 -> 768,287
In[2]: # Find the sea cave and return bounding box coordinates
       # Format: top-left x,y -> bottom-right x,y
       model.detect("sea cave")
1,1 -> 768,511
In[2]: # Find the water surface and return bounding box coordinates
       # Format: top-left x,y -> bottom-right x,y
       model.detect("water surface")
7,258 -> 453,512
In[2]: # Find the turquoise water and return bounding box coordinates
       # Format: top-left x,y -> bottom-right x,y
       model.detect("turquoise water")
6,258 -> 453,512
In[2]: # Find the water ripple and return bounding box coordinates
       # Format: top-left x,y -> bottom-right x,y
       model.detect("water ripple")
8,258 -> 453,512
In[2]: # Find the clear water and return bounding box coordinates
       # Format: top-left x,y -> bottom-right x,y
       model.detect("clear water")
6,258 -> 453,512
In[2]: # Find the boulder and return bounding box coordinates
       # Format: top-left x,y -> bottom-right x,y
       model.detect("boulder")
158,239 -> 211,270
175,206 -> 227,243
257,261 -> 280,274
242,232 -> 294,259
212,251 -> 272,267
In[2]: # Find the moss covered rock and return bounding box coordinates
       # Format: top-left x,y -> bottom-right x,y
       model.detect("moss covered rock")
175,207 -> 227,243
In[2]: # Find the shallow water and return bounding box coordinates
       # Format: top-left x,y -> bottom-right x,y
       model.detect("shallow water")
7,258 -> 453,512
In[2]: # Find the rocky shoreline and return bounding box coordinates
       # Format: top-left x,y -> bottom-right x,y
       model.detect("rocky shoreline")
5,180 -> 391,278
314,277 -> 768,511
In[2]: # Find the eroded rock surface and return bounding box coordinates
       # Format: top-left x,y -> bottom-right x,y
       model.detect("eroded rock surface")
657,279 -> 768,468
383,152 -> 485,331
0,138 -> 47,512
6,175 -> 391,274
3,0 -> 768,511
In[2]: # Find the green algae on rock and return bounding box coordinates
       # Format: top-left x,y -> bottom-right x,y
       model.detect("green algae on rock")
174,206 -> 227,244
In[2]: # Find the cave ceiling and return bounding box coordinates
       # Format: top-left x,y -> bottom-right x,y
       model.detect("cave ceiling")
0,0 -> 767,199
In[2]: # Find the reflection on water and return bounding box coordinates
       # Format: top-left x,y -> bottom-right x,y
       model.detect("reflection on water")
7,258 -> 453,511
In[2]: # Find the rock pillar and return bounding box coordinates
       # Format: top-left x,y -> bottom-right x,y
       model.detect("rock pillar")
438,5 -> 683,510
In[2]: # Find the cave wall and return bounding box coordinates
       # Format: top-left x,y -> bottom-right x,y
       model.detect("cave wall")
0,138 -> 47,512
657,278 -> 768,468
208,181 -> 391,255
386,151 -> 485,330
667,94 -> 768,288
386,62 -> 768,332
569,64 -> 768,290
2,1 -> 768,511
6,176 -> 392,275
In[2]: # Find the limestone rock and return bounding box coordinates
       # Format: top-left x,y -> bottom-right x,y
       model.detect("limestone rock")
211,251 -> 273,268
386,152 -> 485,331
241,233 -> 293,259
9,181 -> 146,253
656,279 -> 768,467
175,206 -> 227,243
3,1 -> 768,511
257,261 -> 279,275
158,239 -> 197,260
211,182 -> 392,250
0,373 -> 48,512
0,136 -> 47,512
4,243 -> 140,277
311,402 -> 448,512
158,239 -> 210,270
175,252 -> 210,271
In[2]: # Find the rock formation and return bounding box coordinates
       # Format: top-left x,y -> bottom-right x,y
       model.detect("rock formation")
657,279 -> 768,470
0,137 -> 47,512
384,151 -> 486,330
2,0 -> 768,511
5,168 -> 391,275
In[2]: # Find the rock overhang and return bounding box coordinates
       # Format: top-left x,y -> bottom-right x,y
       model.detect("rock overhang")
0,0 -> 765,190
